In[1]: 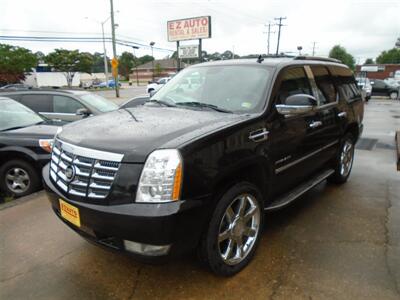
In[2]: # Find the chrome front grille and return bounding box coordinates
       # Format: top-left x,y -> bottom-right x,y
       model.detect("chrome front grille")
50,139 -> 123,199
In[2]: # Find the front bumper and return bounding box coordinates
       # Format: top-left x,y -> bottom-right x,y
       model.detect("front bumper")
42,164 -> 210,261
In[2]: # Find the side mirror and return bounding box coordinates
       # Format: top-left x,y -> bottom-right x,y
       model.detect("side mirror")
276,94 -> 317,116
76,108 -> 90,117
149,90 -> 157,97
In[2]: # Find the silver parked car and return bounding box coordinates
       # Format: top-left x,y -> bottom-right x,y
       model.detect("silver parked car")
0,89 -> 118,122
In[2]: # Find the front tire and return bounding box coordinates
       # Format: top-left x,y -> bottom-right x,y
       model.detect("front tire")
0,159 -> 41,197
198,182 -> 264,276
328,133 -> 355,184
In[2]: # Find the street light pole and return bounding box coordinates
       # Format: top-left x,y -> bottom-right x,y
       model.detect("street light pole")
150,41 -> 155,81
101,22 -> 109,87
110,0 -> 119,97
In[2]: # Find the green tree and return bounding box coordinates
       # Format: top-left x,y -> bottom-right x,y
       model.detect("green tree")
138,55 -> 154,65
328,45 -> 355,70
0,43 -> 37,85
364,58 -> 374,65
376,48 -> 400,64
92,52 -> 111,73
154,63 -> 163,76
119,51 -> 135,80
45,49 -> 93,87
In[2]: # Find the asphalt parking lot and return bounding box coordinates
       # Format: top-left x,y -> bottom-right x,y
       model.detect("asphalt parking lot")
1,99 -> 399,299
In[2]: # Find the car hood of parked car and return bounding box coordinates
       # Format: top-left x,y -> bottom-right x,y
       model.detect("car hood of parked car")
1,124 -> 59,139
57,106 -> 249,163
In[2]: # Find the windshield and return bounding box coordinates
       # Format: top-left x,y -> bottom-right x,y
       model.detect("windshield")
0,99 -> 44,131
79,94 -> 118,112
151,65 -> 271,113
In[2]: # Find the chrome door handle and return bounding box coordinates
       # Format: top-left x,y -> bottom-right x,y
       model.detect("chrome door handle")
249,128 -> 269,142
338,111 -> 347,118
309,121 -> 322,128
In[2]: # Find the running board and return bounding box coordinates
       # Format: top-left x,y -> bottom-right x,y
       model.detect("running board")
265,169 -> 335,211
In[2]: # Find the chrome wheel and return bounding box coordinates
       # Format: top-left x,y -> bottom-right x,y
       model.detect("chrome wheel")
389,92 -> 398,100
218,194 -> 261,266
340,140 -> 354,177
5,168 -> 30,194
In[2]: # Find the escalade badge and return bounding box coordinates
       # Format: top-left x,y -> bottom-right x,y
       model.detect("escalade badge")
65,165 -> 76,182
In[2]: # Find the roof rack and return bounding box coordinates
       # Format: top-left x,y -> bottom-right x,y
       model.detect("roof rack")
294,56 -> 342,63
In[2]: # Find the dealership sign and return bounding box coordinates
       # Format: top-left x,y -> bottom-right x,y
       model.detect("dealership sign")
167,16 -> 211,42
178,45 -> 199,59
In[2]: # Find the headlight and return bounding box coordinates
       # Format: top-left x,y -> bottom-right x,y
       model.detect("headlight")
136,149 -> 183,203
39,139 -> 54,153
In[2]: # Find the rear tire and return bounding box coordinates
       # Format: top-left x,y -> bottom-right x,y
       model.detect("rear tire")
198,182 -> 264,276
0,159 -> 41,197
328,133 -> 355,184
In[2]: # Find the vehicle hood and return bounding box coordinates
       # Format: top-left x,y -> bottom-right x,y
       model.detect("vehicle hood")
1,124 -> 59,139
58,106 -> 247,163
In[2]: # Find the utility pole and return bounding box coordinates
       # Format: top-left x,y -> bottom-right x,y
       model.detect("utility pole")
274,17 -> 286,56
110,0 -> 119,97
264,22 -> 275,55
312,42 -> 317,56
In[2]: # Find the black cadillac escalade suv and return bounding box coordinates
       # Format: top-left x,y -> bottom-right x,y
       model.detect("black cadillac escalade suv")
43,57 -> 364,276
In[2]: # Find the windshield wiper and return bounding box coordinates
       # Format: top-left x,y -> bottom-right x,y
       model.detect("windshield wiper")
1,126 -> 25,132
146,99 -> 176,107
176,102 -> 232,113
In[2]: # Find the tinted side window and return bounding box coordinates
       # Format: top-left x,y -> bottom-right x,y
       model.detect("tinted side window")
276,67 -> 312,104
329,66 -> 360,102
53,96 -> 84,114
19,94 -> 52,112
310,66 -> 337,105
4,94 -> 21,101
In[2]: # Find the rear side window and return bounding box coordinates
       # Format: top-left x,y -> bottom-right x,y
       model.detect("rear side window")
329,66 -> 360,102
19,94 -> 52,112
276,67 -> 312,103
53,95 -> 84,114
310,66 -> 337,105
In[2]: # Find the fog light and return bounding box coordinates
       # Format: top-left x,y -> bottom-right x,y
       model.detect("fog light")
123,240 -> 171,256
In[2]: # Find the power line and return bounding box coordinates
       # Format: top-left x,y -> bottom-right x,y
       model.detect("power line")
0,35 -> 174,52
274,17 -> 287,55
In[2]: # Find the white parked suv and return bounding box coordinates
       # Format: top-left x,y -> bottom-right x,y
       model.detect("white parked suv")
146,77 -> 171,94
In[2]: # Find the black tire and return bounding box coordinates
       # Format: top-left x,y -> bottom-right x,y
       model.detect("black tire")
328,133 -> 355,184
0,159 -> 41,197
198,182 -> 264,276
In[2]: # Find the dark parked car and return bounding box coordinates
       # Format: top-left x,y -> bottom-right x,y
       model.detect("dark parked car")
370,79 -> 399,99
43,57 -> 364,276
0,97 -> 61,197
0,89 -> 118,122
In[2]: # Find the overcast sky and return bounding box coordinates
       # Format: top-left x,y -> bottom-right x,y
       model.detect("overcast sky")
1,0 -> 399,63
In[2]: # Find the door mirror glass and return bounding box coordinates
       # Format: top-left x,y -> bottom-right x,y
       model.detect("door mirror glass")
276,94 -> 317,116
76,108 -> 90,117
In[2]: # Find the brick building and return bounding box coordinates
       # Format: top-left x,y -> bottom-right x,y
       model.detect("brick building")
131,59 -> 188,82
355,64 -> 400,80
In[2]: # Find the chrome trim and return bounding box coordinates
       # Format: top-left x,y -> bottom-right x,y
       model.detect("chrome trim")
309,121 -> 323,128
338,111 -> 347,118
275,140 -> 339,174
276,104 -> 314,115
249,128 -> 269,142
57,139 -> 124,162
